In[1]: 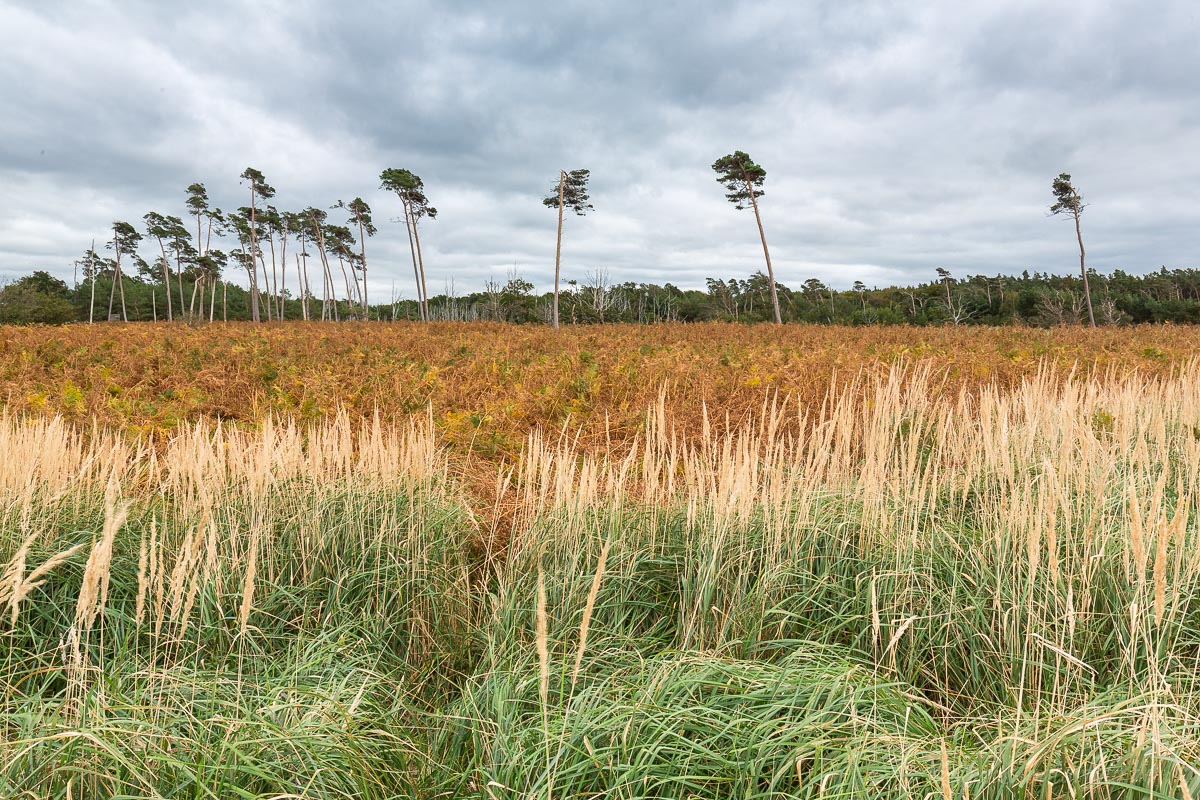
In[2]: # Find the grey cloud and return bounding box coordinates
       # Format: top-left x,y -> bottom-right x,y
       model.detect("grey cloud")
2,0 -> 1199,298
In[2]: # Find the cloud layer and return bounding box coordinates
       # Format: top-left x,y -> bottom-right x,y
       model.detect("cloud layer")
3,0 -> 1198,297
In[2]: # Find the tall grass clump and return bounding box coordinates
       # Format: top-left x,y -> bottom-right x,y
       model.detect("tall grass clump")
448,363 -> 1200,797
0,413 -> 475,798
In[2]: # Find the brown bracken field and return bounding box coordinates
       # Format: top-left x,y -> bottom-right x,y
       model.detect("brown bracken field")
3,321 -> 1197,457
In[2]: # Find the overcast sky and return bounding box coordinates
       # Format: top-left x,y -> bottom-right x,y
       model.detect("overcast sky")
2,0 -> 1198,298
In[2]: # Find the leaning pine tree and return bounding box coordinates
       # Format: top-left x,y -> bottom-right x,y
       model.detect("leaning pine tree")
543,169 -> 593,329
1049,172 -> 1096,327
380,168 -> 437,322
106,221 -> 141,322
712,151 -> 782,324
239,167 -> 275,323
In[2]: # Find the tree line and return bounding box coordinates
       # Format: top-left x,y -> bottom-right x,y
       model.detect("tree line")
10,263 -> 1200,327
0,153 -> 1185,327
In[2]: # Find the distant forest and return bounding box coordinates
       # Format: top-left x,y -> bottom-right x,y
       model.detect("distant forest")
5,265 -> 1200,326
4,161 -> 1199,327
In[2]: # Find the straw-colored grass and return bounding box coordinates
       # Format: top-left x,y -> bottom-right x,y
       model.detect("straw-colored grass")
2,356 -> 1199,797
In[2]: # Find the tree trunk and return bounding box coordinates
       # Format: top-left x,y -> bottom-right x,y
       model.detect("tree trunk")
297,252 -> 308,321
222,281 -> 227,322
279,226 -> 288,321
156,239 -> 174,321
89,241 -> 96,324
322,258 -> 330,320
117,262 -> 128,321
745,177 -> 781,324
315,228 -> 336,322
1075,209 -> 1096,327
330,264 -> 339,321
268,231 -> 279,321
188,278 -> 201,322
248,190 -> 260,322
107,265 -> 117,321
356,219 -> 369,318
402,202 -> 425,322
412,216 -> 430,323
553,170 -> 565,330
338,254 -> 355,318
258,251 -> 273,321
152,288 -> 157,322
210,276 -> 217,322
175,252 -> 186,322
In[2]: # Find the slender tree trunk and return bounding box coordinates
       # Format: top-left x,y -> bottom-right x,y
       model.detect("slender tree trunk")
268,231 -> 279,321
1074,209 -> 1096,327
279,227 -> 288,321
241,243 -> 256,320
248,191 -> 260,322
321,256 -> 330,320
310,220 -> 332,320
258,251 -> 273,321
330,264 -> 339,321
88,239 -> 96,324
553,170 -> 565,330
322,263 -> 330,320
337,253 -> 355,318
325,257 -> 336,319
152,288 -> 157,322
196,214 -> 206,320
210,277 -> 217,322
745,177 -> 781,324
357,219 -> 369,317
222,281 -> 227,322
188,279 -> 201,322
412,216 -> 430,323
402,202 -> 425,321
117,262 -> 128,321
297,252 -> 309,321
259,252 -> 272,321
107,265 -> 117,321
175,252 -> 186,322
155,240 -> 174,321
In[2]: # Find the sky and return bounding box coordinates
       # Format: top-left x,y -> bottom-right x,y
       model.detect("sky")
2,0 -> 1199,299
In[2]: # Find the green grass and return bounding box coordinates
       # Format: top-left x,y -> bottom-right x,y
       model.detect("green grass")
4,487 -> 1197,798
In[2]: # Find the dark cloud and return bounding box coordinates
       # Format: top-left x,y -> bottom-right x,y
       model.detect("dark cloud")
2,0 -> 1198,297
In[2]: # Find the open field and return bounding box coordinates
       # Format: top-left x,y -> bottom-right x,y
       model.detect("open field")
2,324 -> 1200,798
3,322 -> 1200,451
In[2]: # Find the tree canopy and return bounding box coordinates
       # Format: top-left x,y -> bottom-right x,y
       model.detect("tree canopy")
712,151 -> 766,209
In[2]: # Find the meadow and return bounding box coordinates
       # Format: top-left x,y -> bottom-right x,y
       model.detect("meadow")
2,323 -> 1199,798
